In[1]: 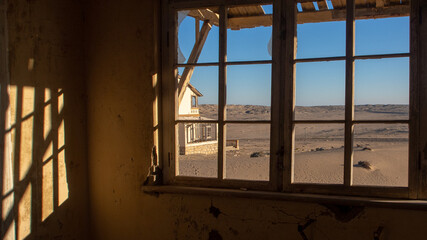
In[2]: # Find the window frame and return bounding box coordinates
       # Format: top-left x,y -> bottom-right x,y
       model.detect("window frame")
191,95 -> 197,108
160,0 -> 427,199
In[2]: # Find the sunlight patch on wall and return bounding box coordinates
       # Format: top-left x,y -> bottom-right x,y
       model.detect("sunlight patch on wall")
44,88 -> 52,140
58,119 -> 68,205
2,219 -> 15,240
19,87 -> 35,181
42,142 -> 54,221
18,183 -> 32,240
2,85 -> 17,239
2,192 -> 14,220
3,86 -> 16,219
58,89 -> 64,113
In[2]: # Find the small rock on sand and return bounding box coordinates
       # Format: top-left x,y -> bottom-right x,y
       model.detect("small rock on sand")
357,161 -> 373,170
250,152 -> 270,158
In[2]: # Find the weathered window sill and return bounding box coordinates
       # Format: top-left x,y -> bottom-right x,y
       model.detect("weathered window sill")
142,185 -> 427,210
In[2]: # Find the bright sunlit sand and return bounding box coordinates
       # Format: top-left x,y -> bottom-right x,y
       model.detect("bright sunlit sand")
178,104 -> 409,187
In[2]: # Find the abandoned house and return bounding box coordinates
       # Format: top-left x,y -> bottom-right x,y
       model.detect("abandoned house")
178,83 -> 218,155
1,0 -> 427,239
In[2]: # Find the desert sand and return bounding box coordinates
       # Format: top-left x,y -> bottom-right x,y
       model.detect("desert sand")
178,104 -> 409,187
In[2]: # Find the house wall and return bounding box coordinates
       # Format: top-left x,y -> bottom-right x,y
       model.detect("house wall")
179,86 -> 196,116
1,0 -> 89,239
180,141 -> 218,155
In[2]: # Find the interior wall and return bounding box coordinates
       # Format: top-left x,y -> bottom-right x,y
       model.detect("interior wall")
85,1 -> 427,240
85,0 -> 159,238
1,0 -> 89,239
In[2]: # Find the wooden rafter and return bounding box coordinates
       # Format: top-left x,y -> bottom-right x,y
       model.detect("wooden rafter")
228,15 -> 272,30
187,2 -> 408,30
301,2 -> 316,12
331,0 -> 346,9
298,4 -> 409,24
188,9 -> 219,26
178,21 -> 212,104
224,4 -> 409,28
317,0 -> 329,10
376,0 -> 391,8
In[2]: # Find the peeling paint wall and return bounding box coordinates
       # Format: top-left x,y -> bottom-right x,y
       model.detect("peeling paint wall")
139,194 -> 427,240
2,0 -> 89,239
80,1 -> 427,240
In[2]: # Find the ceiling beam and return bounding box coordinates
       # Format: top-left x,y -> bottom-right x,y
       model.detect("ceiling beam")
225,4 -> 409,29
317,0 -> 329,10
178,21 -> 212,104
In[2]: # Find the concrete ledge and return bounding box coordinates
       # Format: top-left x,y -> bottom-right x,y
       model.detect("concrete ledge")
142,185 -> 427,211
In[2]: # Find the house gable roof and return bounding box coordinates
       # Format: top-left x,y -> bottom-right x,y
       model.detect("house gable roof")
187,83 -> 203,97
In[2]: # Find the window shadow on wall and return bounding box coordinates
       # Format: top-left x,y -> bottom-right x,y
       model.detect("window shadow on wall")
1,84 -> 71,240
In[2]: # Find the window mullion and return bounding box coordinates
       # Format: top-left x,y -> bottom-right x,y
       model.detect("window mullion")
218,5 -> 227,180
413,0 -> 427,199
283,0 -> 297,190
344,0 -> 355,186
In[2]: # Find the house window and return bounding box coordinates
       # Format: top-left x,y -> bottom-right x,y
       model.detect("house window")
162,0 -> 426,198
191,95 -> 197,108
206,125 -> 212,139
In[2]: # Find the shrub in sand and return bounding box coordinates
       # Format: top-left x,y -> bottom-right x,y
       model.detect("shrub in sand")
250,152 -> 270,158
357,161 -> 373,170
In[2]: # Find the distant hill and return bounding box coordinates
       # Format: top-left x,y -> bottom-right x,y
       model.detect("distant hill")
199,104 -> 409,121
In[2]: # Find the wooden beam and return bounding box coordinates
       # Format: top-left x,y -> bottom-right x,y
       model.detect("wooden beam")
228,15 -> 273,30
331,0 -> 346,9
317,0 -> 329,10
301,2 -> 316,12
225,4 -> 409,29
177,21 -> 212,103
298,4 -> 409,24
187,4 -> 408,30
390,0 -> 402,5
376,0 -> 386,8
195,20 -> 200,43
188,9 -> 219,26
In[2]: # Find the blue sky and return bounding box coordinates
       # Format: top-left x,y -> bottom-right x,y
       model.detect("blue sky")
178,7 -> 409,107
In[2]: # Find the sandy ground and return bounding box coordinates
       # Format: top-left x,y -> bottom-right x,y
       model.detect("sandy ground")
178,104 -> 409,187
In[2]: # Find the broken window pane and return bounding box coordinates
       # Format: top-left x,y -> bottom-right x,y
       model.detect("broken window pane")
226,64 -> 271,120
353,124 -> 408,187
293,124 -> 344,184
355,13 -> 409,55
177,9 -> 219,64
225,123 -> 270,181
354,58 -> 409,120
296,1 -> 346,59
227,4 -> 273,62
176,122 -> 218,178
295,61 -> 345,120
177,66 -> 218,120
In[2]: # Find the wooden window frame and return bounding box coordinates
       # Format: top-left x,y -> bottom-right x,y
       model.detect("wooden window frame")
160,0 -> 427,199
